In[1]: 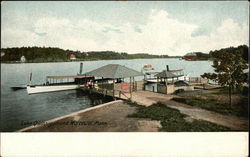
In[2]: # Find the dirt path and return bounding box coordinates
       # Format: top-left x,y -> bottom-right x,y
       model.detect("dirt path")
163,100 -> 248,131
21,100 -> 161,132
120,90 -> 174,106
125,91 -> 248,131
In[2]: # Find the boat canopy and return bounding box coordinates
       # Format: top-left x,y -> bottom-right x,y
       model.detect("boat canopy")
155,69 -> 184,78
168,69 -> 184,77
47,75 -> 93,79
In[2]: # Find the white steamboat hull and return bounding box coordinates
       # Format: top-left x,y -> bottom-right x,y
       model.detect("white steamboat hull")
27,84 -> 85,94
146,75 -> 189,83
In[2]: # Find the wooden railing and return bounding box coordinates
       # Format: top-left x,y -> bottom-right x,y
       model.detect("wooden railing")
80,86 -> 131,99
188,77 -> 208,84
118,90 -> 130,99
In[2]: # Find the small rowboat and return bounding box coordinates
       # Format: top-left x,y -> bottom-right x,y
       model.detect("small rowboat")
143,64 -> 154,70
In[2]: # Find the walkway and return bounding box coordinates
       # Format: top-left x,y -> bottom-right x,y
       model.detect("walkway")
119,90 -> 174,106
163,100 -> 248,131
122,91 -> 248,131
19,100 -> 161,132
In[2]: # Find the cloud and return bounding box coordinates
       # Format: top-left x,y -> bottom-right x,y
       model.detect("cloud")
186,18 -> 249,53
1,9 -> 248,55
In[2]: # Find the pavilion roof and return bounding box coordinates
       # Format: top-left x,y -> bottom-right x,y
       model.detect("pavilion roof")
84,64 -> 144,79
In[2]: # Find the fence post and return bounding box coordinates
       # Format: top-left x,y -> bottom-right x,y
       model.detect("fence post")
135,81 -> 137,91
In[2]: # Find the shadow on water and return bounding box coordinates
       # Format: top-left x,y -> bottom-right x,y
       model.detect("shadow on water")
76,89 -> 114,106
1,89 -> 113,132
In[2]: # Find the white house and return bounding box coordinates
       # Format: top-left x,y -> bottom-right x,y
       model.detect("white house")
20,56 -> 26,62
1,52 -> 5,57
69,54 -> 76,60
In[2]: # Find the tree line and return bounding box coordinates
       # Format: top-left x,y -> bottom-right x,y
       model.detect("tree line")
185,45 -> 248,61
1,45 -> 248,63
0,46 -> 179,63
201,44 -> 248,107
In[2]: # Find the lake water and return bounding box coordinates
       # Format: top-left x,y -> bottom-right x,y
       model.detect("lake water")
1,58 -> 214,131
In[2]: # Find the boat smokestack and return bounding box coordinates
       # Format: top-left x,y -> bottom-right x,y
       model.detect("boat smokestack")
166,65 -> 169,71
79,63 -> 83,74
29,72 -> 32,85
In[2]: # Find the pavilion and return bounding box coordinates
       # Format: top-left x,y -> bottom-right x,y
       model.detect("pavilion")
84,64 -> 144,98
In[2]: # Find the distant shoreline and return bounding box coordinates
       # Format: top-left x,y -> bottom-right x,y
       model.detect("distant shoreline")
1,47 -> 184,63
1,57 -> 184,64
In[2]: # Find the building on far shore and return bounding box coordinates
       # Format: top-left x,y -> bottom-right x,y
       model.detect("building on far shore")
183,52 -> 197,61
1,52 -> 5,57
20,56 -> 26,63
69,54 -> 76,60
82,52 -> 89,56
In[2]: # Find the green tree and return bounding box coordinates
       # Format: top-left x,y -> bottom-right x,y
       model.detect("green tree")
201,48 -> 248,107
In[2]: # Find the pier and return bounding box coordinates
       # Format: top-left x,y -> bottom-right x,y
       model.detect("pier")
78,64 -> 210,100
80,81 -> 144,100
79,80 -> 175,106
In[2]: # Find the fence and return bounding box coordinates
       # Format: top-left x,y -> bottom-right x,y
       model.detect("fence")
188,77 -> 208,84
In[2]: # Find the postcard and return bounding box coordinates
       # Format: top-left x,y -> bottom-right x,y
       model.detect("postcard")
1,1 -> 248,156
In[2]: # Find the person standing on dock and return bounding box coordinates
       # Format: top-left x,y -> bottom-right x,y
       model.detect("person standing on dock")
87,80 -> 93,89
94,81 -> 99,90
86,81 -> 90,88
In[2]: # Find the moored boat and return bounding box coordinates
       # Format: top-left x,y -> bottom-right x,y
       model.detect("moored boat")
27,84 -> 85,94
27,75 -> 94,95
144,65 -> 189,83
142,64 -> 154,71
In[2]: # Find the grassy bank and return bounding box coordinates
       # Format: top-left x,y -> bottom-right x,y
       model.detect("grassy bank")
171,94 -> 248,118
125,100 -> 231,132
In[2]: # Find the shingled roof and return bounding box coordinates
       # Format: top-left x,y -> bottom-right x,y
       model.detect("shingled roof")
84,64 -> 144,79
155,70 -> 177,78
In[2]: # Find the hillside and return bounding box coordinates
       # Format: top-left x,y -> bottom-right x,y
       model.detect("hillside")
183,45 -> 248,61
0,47 -> 179,63
209,45 -> 248,62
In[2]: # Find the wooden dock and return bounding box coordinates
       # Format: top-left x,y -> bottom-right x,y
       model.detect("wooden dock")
80,85 -> 131,100
80,81 -> 144,100
80,82 -> 174,106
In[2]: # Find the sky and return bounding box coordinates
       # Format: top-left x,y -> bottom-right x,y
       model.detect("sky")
1,1 -> 249,55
